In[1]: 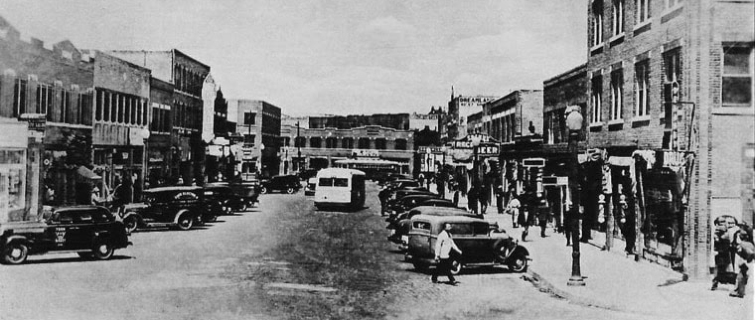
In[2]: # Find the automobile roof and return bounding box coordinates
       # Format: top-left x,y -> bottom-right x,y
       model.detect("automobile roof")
412,214 -> 487,223
409,206 -> 468,215
316,168 -> 366,177
53,205 -> 109,212
145,186 -> 203,193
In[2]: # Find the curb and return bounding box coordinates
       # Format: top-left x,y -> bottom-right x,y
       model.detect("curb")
523,268 -> 623,312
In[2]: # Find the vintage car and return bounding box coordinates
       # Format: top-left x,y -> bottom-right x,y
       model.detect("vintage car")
384,194 -> 441,221
304,177 -> 317,196
388,206 -> 477,249
260,175 -> 301,194
297,169 -> 319,181
407,214 -> 530,274
120,186 -> 220,233
0,205 -> 131,264
203,183 -> 258,213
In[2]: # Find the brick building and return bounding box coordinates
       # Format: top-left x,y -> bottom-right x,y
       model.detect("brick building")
229,99 -> 281,178
107,49 -> 211,185
543,64 -> 588,145
482,90 -> 543,144
0,16 -> 94,214
446,94 -> 498,141
586,0 -> 754,277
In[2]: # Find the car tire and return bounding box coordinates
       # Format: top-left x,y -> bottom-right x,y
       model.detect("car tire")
177,212 -> 194,230
449,259 -> 463,275
123,215 -> 139,234
2,242 -> 29,265
239,201 -> 249,212
286,187 -> 295,194
91,239 -> 114,260
412,261 -> 427,272
260,187 -> 268,194
507,256 -> 528,273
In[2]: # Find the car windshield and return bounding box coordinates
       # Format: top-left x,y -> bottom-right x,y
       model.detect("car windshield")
449,222 -> 489,236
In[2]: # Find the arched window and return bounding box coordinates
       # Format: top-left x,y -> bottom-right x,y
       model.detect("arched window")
326,137 -> 338,148
342,137 -> 354,149
310,137 -> 322,148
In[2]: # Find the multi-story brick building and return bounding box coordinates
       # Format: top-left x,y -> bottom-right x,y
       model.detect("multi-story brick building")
84,51 -> 151,195
107,49 -> 211,185
0,16 -> 94,215
543,64 -> 588,145
446,94 -> 498,141
229,99 -> 281,178
481,90 -> 543,144
146,76 -> 174,186
309,113 -> 410,130
586,0 -> 754,277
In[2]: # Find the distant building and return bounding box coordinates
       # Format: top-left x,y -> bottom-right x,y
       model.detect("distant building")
446,94 -> 498,141
309,113 -> 409,130
229,99 -> 281,178
482,90 -> 543,144
543,64 -> 587,145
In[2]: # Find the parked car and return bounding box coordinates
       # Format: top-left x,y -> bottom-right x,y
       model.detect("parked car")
388,206 -> 477,250
120,186 -> 220,233
0,205 -> 131,264
260,175 -> 302,194
297,169 -> 319,181
407,214 -> 530,274
203,184 -> 255,213
386,198 -> 458,227
304,177 -> 317,196
384,194 -> 441,220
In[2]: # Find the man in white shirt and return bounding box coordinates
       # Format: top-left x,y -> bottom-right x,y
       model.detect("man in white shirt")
432,223 -> 462,284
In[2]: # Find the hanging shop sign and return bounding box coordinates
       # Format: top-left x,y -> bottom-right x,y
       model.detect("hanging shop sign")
522,157 -> 546,168
542,176 -> 568,186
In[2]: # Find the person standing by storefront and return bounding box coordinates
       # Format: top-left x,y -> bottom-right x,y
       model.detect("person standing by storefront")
432,223 -> 462,285
712,218 -> 735,290
731,225 -> 754,298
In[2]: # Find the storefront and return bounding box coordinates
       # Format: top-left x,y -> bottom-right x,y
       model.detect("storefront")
0,120 -> 32,223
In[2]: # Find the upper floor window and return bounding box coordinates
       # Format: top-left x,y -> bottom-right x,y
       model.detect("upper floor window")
635,61 -> 650,116
244,134 -> 256,146
342,137 -> 354,149
591,76 -> 603,124
612,0 -> 624,36
325,137 -> 338,149
664,48 -> 682,91
636,0 -> 651,24
310,137 -> 322,148
375,138 -> 387,150
358,138 -> 371,149
395,139 -> 407,150
610,70 -> 624,120
36,83 -> 52,117
722,45 -> 754,108
591,0 -> 604,47
244,112 -> 256,125
13,79 -> 27,117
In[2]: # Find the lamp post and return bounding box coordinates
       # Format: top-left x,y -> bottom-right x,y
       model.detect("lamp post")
440,146 -> 447,199
296,121 -> 302,172
259,143 -> 265,177
470,134 -> 482,215
140,128 -> 151,197
565,105 -> 585,287
425,147 -> 432,173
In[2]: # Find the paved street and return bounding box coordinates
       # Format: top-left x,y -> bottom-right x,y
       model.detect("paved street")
1,182 -> 676,320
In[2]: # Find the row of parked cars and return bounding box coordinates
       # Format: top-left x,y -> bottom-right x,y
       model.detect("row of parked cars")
379,177 -> 531,275
0,181 -> 262,265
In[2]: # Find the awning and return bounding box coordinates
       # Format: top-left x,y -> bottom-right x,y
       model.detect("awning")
77,166 -> 101,179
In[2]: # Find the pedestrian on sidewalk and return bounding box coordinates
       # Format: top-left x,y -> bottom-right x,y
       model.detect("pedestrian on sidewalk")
712,218 -> 736,290
467,185 -> 480,215
507,193 -> 521,228
731,225 -> 754,298
432,223 -> 462,285
495,179 -> 505,214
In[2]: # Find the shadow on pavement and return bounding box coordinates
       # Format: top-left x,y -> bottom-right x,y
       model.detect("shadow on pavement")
22,255 -> 134,265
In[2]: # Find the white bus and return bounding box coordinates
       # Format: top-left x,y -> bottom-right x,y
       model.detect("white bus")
314,168 -> 366,210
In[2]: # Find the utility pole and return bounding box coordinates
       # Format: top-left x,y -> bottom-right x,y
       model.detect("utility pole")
296,121 -> 302,171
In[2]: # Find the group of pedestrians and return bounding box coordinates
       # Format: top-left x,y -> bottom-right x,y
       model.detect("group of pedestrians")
711,216 -> 755,298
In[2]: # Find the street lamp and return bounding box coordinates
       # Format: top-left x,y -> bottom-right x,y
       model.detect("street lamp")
470,134 -> 482,215
440,146 -> 448,199
425,147 -> 432,173
565,105 -> 585,287
140,127 -> 151,196
259,143 -> 265,176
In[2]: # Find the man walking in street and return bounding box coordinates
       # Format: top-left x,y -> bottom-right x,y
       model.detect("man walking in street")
432,223 -> 462,285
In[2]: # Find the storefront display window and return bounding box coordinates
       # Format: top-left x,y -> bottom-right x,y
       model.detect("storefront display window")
0,149 -> 27,221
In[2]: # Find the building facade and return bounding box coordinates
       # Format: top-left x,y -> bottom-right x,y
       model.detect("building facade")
482,90 -> 543,144
0,16 -> 94,214
543,64 -> 588,145
230,99 -> 281,178
446,94 -> 498,141
586,0 -> 754,277
107,49 -> 211,185
279,123 -> 415,174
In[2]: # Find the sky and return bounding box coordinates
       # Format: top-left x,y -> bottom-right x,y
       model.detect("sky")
0,0 -> 587,116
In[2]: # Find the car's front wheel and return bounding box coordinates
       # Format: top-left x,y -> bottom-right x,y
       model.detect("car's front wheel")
2,242 -> 29,265
123,215 -> 139,234
260,187 -> 268,194
91,239 -> 114,260
507,256 -> 528,273
449,259 -> 463,275
286,187 -> 295,194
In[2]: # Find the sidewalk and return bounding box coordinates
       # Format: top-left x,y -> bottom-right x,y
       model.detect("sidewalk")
438,186 -> 752,320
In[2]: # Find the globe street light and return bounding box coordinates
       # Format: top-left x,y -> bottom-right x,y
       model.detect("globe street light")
565,105 -> 585,287
440,145 -> 447,199
140,127 -> 151,196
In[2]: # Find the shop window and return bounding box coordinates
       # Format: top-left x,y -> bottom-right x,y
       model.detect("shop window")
722,46 -> 753,108
0,149 -> 27,214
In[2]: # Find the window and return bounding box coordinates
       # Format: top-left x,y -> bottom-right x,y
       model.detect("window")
295,136 -> 306,148
310,137 -> 322,148
13,79 -> 27,117
635,61 -> 649,116
342,137 -> 354,149
664,48 -> 682,95
358,138 -> 371,149
131,97 -> 137,124
103,91 -> 111,122
722,46 -> 753,108
395,139 -> 407,150
318,178 -> 333,187
636,0 -> 651,24
60,91 -> 70,123
124,96 -> 131,124
36,84 -> 52,117
95,90 -> 102,121
244,134 -> 256,146
610,70 -> 624,120
591,0 -> 604,47
325,137 -> 338,149
591,76 -> 603,124
117,94 -> 124,123
79,93 -> 92,125
334,178 -> 348,187
612,0 -> 624,36
244,112 -> 256,125
375,138 -> 387,150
